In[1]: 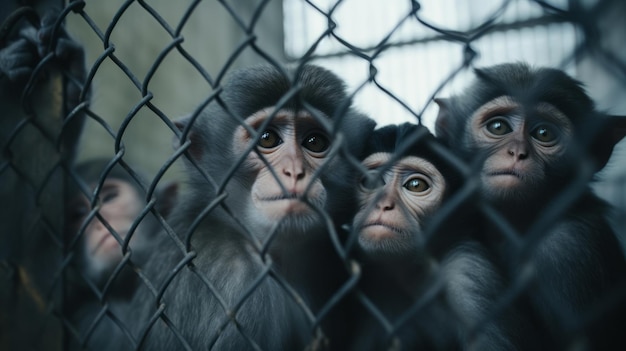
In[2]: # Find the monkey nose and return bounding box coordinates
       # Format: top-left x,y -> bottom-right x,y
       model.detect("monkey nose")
380,203 -> 394,211
282,166 -> 305,180
376,198 -> 395,211
507,146 -> 528,160
507,150 -> 528,160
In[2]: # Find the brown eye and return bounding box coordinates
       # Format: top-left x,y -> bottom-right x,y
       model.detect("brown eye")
531,125 -> 557,143
303,133 -> 329,153
258,130 -> 282,148
403,177 -> 429,192
486,119 -> 512,136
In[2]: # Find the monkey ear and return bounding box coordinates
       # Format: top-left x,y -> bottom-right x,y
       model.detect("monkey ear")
173,115 -> 204,160
154,181 -> 179,219
609,115 -> 626,145
434,98 -> 452,142
590,115 -> 626,171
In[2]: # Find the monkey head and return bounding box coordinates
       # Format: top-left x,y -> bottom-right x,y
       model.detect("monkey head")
66,159 -> 176,287
175,64 -> 375,243
65,159 -> 147,286
435,63 -> 615,205
352,123 -> 460,258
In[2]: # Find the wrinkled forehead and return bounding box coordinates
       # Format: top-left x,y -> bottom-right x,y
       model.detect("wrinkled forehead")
246,107 -> 326,126
362,152 -> 392,168
235,108 -> 330,139
473,96 -> 573,126
362,153 -> 442,174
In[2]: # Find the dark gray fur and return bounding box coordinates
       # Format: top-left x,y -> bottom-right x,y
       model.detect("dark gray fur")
113,65 -> 375,350
347,123 -> 523,350
435,62 -> 626,349
64,159 -> 177,351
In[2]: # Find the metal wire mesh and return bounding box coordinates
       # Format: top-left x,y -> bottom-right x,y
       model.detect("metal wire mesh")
1,0 -> 625,350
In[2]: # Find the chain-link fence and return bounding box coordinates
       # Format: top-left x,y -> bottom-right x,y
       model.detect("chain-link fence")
1,0 -> 625,350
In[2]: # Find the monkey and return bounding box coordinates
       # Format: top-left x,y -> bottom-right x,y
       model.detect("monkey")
0,8 -> 87,261
65,159 -> 178,291
1,7 -> 86,264
64,158 -> 178,350
435,62 -> 626,349
0,8 -> 87,350
108,64 -> 376,350
345,122 -> 529,351
0,8 -> 86,152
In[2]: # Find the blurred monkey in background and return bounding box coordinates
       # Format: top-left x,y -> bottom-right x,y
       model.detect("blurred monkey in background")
64,158 -> 177,350
0,7 -> 87,349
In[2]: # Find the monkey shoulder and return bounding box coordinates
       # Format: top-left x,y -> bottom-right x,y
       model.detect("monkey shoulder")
546,192 -> 623,263
529,194 -> 626,307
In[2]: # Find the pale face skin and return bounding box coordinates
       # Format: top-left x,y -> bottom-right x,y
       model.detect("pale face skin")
354,152 -> 446,255
67,179 -> 143,277
467,96 -> 573,201
233,108 -> 331,234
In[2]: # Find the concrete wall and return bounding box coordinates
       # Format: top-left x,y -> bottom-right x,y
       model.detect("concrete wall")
65,0 -> 286,181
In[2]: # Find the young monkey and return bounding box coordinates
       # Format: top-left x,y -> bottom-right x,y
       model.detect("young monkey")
347,123 -> 526,351
435,63 -> 626,348
64,158 -> 177,350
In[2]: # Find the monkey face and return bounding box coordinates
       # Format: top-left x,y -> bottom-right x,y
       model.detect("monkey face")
468,96 -> 573,201
233,108 -> 331,234
67,179 -> 143,275
354,153 -> 446,256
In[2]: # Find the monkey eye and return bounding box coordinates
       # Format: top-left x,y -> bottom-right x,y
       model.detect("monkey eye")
258,129 -> 283,149
486,118 -> 513,136
531,124 -> 558,143
101,189 -> 119,204
302,132 -> 330,153
403,176 -> 430,193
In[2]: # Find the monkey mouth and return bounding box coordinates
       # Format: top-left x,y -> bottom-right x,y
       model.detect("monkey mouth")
487,169 -> 522,178
484,169 -> 527,188
257,193 -> 314,214
91,230 -> 124,255
361,222 -> 405,237
260,193 -> 304,201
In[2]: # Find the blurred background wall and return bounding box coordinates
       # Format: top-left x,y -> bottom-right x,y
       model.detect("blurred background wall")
64,0 -> 286,182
